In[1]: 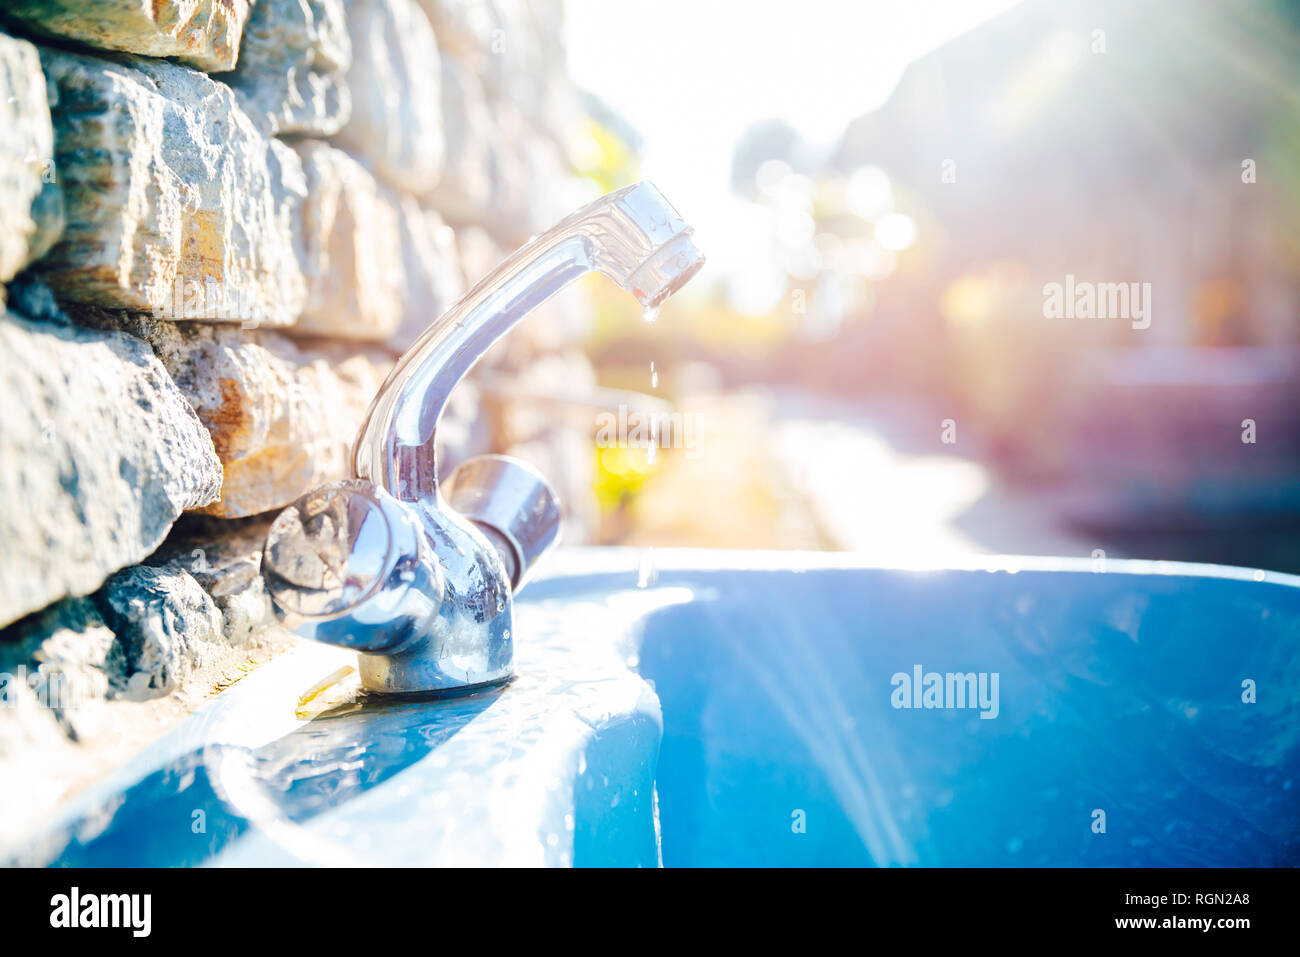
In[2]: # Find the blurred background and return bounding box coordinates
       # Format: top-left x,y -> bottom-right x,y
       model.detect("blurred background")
558,0 -> 1300,572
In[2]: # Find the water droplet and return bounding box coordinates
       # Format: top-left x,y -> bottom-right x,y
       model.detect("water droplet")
636,548 -> 657,588
642,306 -> 659,323
650,361 -> 658,389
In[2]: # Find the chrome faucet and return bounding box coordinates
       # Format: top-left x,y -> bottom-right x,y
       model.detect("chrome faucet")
260,183 -> 704,694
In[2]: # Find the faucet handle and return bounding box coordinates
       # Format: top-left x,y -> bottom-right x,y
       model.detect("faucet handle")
261,479 -> 445,654
442,455 -> 561,590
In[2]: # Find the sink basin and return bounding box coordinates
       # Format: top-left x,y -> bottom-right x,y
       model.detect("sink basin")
11,549 -> 1299,867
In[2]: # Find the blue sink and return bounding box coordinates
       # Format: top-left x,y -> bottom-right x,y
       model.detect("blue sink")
12,550 -> 1299,867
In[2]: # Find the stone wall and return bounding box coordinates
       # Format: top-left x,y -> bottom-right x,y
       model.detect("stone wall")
0,0 -> 595,846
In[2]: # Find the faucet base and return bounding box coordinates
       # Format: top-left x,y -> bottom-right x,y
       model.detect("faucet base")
355,647 -> 514,696
349,502 -> 516,694
356,674 -> 514,703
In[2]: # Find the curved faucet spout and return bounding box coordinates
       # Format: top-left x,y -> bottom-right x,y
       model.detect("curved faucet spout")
352,181 -> 705,504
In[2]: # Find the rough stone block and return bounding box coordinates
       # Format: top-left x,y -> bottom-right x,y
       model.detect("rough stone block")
0,32 -> 63,284
294,141 -> 404,340
333,0 -> 444,194
112,317 -> 392,518
1,0 -> 253,72
36,49 -> 308,327
0,310 -> 223,628
390,195 -> 465,349
96,565 -> 223,699
219,0 -> 351,137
